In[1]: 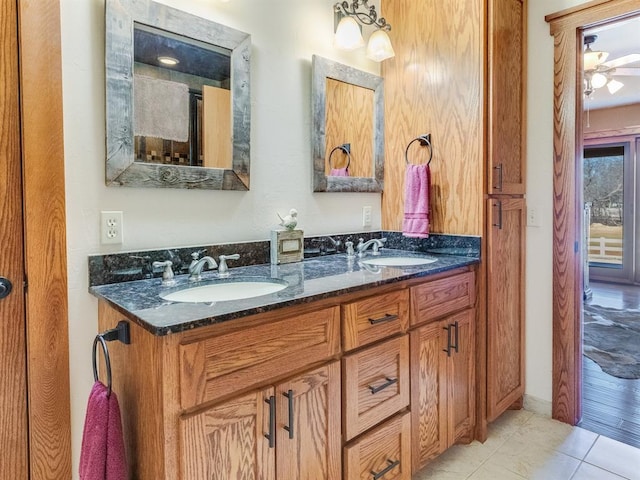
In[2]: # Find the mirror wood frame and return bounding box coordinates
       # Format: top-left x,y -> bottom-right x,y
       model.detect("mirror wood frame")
105,0 -> 251,190
311,55 -> 384,192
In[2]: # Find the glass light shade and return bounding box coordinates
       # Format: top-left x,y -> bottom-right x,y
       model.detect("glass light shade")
607,78 -> 624,94
334,16 -> 365,50
584,49 -> 609,71
366,29 -> 395,62
591,72 -> 607,89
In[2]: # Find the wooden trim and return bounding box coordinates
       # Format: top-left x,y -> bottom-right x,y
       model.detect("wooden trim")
18,0 -> 72,477
546,0 -> 640,426
584,126 -> 640,140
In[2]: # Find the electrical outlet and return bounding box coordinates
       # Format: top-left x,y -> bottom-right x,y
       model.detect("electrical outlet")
527,207 -> 540,227
101,211 -> 123,244
362,206 -> 372,227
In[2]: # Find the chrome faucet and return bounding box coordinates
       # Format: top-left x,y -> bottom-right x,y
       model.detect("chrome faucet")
356,237 -> 387,257
188,251 -> 217,282
218,254 -> 240,277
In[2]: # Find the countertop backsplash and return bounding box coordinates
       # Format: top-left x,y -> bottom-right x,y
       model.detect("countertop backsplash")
88,231 -> 480,287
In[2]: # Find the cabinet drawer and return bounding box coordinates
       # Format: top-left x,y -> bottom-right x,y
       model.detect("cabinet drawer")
343,335 -> 409,440
410,271 -> 475,326
342,289 -> 409,352
179,307 -> 340,409
344,412 -> 411,480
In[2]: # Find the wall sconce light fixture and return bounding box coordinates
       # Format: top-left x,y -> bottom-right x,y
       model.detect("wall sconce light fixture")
334,1 -> 394,62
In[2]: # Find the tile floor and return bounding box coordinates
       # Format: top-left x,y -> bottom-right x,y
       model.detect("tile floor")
413,409 -> 640,479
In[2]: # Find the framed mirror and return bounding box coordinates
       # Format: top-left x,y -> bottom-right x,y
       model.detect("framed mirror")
311,55 -> 384,192
105,0 -> 251,190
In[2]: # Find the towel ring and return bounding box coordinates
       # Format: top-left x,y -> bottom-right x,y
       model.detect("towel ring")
405,134 -> 433,166
328,143 -> 351,170
92,334 -> 112,397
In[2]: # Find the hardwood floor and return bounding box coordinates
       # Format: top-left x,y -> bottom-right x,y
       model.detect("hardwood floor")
579,280 -> 640,448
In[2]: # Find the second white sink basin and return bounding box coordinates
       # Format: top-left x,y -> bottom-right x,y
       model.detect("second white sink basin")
361,256 -> 437,267
161,279 -> 288,303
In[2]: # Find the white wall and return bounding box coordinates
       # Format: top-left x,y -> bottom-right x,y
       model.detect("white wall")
60,0 -> 383,475
525,0 -> 587,407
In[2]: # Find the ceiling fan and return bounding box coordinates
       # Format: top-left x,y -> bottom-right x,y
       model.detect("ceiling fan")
583,34 -> 640,97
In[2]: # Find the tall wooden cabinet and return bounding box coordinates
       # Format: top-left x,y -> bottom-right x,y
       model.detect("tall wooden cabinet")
486,198 -> 526,421
485,0 -> 527,424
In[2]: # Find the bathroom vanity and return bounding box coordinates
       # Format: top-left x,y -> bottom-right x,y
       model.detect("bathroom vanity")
92,249 -> 478,479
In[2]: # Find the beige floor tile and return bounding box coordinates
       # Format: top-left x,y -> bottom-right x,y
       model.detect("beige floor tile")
510,413 -> 577,452
489,433 -> 578,479
572,462 -> 630,480
584,436 -> 640,480
555,427 -> 599,460
466,460 -> 526,480
528,451 -> 581,480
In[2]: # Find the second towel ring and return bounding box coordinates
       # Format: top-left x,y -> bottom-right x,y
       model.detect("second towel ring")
405,134 -> 433,166
92,334 -> 112,397
328,143 -> 351,170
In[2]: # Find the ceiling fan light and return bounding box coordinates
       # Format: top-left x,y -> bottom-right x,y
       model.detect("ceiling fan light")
584,49 -> 609,71
607,78 -> 624,94
591,72 -> 607,89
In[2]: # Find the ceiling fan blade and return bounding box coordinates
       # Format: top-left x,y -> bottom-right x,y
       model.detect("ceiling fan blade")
603,53 -> 640,69
613,67 -> 640,76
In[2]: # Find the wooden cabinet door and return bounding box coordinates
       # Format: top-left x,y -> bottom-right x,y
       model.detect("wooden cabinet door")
488,0 -> 525,195
446,309 -> 476,445
276,361 -> 341,480
487,198 -> 526,421
180,387 -> 275,480
410,321 -> 447,471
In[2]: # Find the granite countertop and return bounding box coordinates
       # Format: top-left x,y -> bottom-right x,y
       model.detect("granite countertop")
90,249 -> 479,336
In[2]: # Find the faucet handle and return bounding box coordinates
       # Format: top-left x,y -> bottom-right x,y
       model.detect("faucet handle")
190,249 -> 207,261
218,254 -> 240,277
345,241 -> 355,257
152,260 -> 175,286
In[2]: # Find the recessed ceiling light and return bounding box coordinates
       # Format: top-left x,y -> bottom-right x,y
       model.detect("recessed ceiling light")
158,56 -> 179,66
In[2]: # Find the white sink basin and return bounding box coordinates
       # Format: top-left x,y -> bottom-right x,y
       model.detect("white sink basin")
361,256 -> 437,267
161,279 -> 287,303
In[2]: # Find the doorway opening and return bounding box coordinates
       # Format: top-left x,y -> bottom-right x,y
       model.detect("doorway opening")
579,17 -> 640,448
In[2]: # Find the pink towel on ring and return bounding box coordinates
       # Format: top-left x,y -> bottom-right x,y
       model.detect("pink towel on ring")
79,381 -> 127,480
403,164 -> 431,238
330,167 -> 349,177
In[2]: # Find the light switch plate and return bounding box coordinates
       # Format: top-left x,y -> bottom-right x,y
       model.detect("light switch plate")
362,206 -> 372,227
527,207 -> 540,227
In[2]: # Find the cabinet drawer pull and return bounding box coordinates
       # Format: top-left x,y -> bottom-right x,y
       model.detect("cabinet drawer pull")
494,163 -> 503,191
371,459 -> 400,480
368,313 -> 399,325
453,320 -> 459,353
264,395 -> 275,448
493,200 -> 503,230
368,377 -> 398,394
443,324 -> 452,357
283,389 -> 294,439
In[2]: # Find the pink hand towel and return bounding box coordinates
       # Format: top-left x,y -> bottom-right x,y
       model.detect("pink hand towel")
403,164 -> 431,238
79,382 -> 128,480
330,167 -> 349,177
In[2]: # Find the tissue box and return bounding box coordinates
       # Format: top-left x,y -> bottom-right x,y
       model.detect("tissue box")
271,229 -> 304,264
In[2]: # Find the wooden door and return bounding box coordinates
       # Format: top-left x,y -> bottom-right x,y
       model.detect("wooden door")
410,321 -> 447,472
447,309 -> 476,445
276,361 -> 341,480
487,198 -> 526,421
180,387 -> 276,480
488,0 -> 526,195
0,0 -> 28,477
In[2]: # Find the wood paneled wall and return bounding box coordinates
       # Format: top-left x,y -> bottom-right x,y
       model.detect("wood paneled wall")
381,0 -> 485,236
